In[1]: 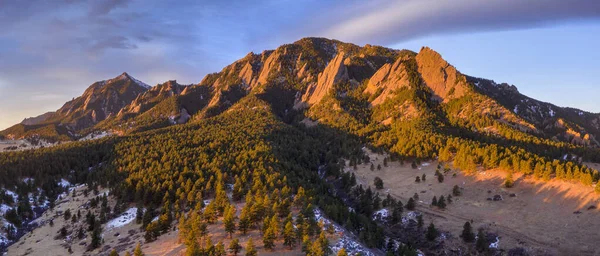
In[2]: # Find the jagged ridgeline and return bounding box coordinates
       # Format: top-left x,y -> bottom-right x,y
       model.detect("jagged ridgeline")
2,37 -> 600,253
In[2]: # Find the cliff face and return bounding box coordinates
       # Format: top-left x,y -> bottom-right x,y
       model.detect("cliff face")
301,52 -> 349,106
415,47 -> 470,102
364,55 -> 412,105
52,72 -> 150,129
118,80 -> 187,116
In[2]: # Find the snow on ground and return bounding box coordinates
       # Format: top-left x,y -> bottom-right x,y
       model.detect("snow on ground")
0,233 -> 8,247
548,108 -> 555,117
489,236 -> 500,249
513,105 -> 519,114
130,76 -> 151,89
421,162 -> 430,167
0,138 -> 57,152
168,116 -> 177,125
372,208 -> 389,222
106,208 -> 138,230
3,190 -> 18,203
79,131 -> 112,141
58,179 -> 71,188
402,211 -> 420,225
313,208 -> 375,256
0,205 -> 11,215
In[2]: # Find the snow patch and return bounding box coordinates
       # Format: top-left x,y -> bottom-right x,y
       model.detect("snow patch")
0,233 -> 8,247
3,190 -> 18,202
0,204 -> 11,215
548,108 -> 555,117
106,208 -> 138,229
79,131 -> 112,141
58,179 -> 71,188
372,208 -> 389,221
313,208 -> 374,256
168,116 -> 177,125
489,236 -> 500,249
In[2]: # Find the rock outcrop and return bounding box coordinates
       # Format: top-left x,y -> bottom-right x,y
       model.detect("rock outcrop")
364,55 -> 412,105
416,47 -> 469,101
300,52 -> 349,107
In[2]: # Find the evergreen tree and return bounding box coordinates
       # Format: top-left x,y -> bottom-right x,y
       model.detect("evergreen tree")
283,220 -> 296,249
310,241 -> 325,256
431,196 -> 437,207
245,238 -> 257,256
263,220 -> 276,250
134,243 -> 144,256
452,185 -> 461,196
215,241 -> 226,256
461,221 -> 475,243
437,196 -> 446,209
317,231 -> 331,255
228,238 -> 242,255
405,197 -> 416,210
223,205 -> 236,238
504,171 -> 514,188
374,177 -> 384,189
426,223 -> 438,241
337,248 -> 348,256
475,228 -> 488,252
90,224 -> 102,249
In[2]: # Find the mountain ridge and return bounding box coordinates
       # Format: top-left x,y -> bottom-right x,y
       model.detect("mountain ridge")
2,37 -> 599,148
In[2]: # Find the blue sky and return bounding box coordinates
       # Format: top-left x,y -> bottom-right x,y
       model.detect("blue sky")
0,0 -> 599,130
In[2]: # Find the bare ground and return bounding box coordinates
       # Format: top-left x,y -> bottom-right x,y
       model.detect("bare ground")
6,186 -> 314,256
347,149 -> 600,256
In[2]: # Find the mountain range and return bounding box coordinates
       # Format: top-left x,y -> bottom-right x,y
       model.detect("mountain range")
2,38 -> 598,150
2,37 -> 600,255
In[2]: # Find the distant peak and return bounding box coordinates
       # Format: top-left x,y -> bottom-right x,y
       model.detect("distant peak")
108,72 -> 151,89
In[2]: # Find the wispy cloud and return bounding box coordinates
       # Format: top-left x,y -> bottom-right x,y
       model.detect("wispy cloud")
322,0 -> 600,45
88,0 -> 131,16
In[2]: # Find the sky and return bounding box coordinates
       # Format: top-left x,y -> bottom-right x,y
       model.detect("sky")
1,0 -> 599,130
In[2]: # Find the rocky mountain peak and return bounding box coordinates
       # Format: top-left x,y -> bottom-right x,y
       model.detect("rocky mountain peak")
415,46 -> 471,101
